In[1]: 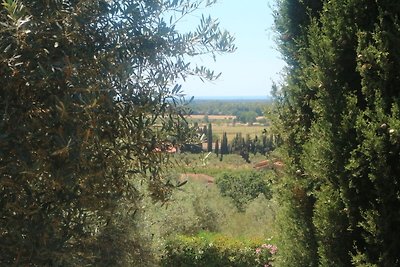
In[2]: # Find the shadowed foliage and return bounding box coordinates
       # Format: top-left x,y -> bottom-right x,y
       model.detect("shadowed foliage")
273,0 -> 400,266
0,0 -> 235,265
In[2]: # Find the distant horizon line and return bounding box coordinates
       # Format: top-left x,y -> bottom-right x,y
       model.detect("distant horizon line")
187,95 -> 272,100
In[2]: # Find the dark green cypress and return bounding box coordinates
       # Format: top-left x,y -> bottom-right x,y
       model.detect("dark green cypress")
207,123 -> 213,152
272,0 -> 324,265
274,0 -> 400,266
221,132 -> 228,155
214,139 -> 219,156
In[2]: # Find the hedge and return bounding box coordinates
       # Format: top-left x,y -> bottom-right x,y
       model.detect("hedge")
161,232 -> 277,267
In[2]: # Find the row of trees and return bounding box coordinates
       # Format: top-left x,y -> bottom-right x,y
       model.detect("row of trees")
0,0 -> 235,265
230,133 -> 279,156
200,113 -> 267,125
273,0 -> 400,266
189,99 -> 268,116
195,123 -> 279,161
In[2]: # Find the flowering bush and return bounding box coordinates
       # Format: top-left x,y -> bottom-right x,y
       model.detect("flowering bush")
255,243 -> 278,266
161,232 -> 277,267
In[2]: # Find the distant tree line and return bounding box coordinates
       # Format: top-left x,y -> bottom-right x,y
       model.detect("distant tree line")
189,100 -> 270,117
230,133 -> 280,162
235,111 -> 259,124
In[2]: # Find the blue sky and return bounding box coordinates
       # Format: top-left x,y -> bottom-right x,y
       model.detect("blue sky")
177,0 -> 285,98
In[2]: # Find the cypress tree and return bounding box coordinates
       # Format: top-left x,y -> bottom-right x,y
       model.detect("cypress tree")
274,0 -> 400,266
202,124 -> 208,136
272,0 -> 323,265
207,123 -> 213,152
348,3 -> 400,265
221,132 -> 228,155
214,139 -> 219,156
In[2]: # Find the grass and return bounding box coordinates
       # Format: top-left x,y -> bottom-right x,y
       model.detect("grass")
172,153 -> 268,177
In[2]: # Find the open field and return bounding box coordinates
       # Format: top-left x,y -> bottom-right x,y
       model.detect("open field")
173,153 -> 269,177
188,114 -> 236,120
187,114 -> 268,141
186,114 -> 268,127
212,124 -> 266,141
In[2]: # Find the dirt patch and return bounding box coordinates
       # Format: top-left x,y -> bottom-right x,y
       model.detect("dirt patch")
253,160 -> 284,171
180,173 -> 215,185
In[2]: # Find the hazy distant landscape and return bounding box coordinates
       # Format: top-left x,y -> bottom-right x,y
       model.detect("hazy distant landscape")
190,95 -> 272,100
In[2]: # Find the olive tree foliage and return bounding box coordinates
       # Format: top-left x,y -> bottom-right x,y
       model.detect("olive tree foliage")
0,0 -> 235,265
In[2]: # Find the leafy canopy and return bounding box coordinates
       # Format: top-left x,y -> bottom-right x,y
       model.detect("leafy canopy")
0,0 -> 235,265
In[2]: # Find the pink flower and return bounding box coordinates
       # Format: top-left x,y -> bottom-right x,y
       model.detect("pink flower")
256,248 -> 262,254
269,245 -> 278,255
260,244 -> 278,254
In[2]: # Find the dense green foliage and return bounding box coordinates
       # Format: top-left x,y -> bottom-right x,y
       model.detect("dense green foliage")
215,171 -> 271,211
220,131 -> 229,156
0,0 -> 235,265
161,232 -> 276,267
135,159 -> 277,263
230,132 -> 278,157
144,177 -> 236,239
273,0 -> 400,266
207,122 -> 213,152
214,138 -> 220,155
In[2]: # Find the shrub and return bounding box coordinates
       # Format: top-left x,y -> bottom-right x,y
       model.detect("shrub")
161,232 -> 277,267
215,171 -> 272,211
145,179 -> 236,236
137,177 -> 238,262
138,177 -> 277,263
